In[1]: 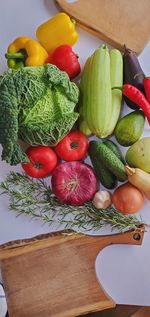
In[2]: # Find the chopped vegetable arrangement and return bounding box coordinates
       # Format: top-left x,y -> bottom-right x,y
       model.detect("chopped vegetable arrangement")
0,11 -> 150,232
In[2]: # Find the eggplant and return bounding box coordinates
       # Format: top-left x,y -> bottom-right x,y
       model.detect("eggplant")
123,45 -> 145,109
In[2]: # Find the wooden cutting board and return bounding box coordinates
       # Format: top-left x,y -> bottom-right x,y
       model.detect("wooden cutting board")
0,228 -> 144,317
56,0 -> 150,54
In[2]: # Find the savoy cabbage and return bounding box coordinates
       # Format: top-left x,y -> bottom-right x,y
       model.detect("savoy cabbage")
0,64 -> 79,165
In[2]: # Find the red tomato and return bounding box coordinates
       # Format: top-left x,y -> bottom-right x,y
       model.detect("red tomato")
55,131 -> 89,161
22,146 -> 57,178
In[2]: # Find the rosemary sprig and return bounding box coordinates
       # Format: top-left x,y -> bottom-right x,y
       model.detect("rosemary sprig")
0,172 -> 144,232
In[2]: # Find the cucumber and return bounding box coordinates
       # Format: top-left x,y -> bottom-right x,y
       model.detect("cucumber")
89,141 -> 127,182
89,146 -> 117,189
103,140 -> 124,162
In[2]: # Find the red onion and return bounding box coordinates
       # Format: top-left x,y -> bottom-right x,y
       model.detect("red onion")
51,161 -> 97,206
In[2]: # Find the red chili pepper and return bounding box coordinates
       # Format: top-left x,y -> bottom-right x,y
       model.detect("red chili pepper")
46,44 -> 81,79
143,77 -> 150,104
122,84 -> 150,124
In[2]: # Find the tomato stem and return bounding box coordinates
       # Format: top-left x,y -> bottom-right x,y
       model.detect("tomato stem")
70,141 -> 79,149
35,162 -> 43,169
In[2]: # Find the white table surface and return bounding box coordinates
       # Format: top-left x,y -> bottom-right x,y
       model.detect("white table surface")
0,0 -> 150,307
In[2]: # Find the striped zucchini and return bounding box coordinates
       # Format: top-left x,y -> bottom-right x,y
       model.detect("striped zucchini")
109,49 -> 123,134
87,45 -> 112,137
79,45 -> 123,138
79,120 -> 92,136
79,56 -> 92,135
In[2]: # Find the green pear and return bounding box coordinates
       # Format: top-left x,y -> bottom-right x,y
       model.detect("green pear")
126,137 -> 150,172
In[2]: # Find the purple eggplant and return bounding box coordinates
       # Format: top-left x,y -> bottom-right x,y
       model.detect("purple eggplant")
123,45 -> 145,109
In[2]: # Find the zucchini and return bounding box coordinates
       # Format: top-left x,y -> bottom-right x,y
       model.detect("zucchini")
79,57 -> 91,122
79,57 -> 92,136
79,120 -> 92,136
109,49 -> 123,133
80,45 -> 112,138
89,141 -> 127,182
78,45 -> 123,138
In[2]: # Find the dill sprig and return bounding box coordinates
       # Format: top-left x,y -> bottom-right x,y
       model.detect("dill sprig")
0,172 -> 144,232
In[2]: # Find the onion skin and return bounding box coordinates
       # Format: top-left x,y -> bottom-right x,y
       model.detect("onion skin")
112,182 -> 144,214
51,161 -> 97,206
126,165 -> 150,200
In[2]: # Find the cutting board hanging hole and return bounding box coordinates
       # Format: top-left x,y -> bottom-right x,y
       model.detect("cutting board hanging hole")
133,233 -> 142,241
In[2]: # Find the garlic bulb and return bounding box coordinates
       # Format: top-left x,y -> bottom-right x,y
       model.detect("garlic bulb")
92,190 -> 111,209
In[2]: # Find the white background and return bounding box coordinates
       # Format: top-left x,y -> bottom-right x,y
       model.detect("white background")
0,0 -> 150,307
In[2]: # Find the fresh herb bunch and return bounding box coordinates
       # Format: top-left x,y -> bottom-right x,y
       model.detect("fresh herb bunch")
0,172 -> 144,232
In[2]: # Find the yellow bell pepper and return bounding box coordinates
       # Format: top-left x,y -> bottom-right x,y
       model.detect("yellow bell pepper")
5,36 -> 48,68
36,12 -> 78,53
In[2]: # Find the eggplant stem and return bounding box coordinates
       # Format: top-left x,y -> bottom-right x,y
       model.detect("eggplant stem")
134,72 -> 145,79
123,44 -> 133,54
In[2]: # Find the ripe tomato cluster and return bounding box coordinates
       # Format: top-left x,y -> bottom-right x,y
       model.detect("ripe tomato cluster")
22,131 -> 89,178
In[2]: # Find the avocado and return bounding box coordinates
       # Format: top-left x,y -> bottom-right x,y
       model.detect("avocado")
114,110 -> 145,146
126,137 -> 150,172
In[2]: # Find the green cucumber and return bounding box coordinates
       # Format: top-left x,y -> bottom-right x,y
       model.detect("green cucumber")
103,139 -> 124,162
89,141 -> 127,182
89,146 -> 117,189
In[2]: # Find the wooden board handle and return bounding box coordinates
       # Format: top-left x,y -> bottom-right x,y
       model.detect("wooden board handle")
0,227 -> 144,261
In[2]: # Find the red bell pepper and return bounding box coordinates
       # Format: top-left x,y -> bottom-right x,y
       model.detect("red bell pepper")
46,44 -> 81,79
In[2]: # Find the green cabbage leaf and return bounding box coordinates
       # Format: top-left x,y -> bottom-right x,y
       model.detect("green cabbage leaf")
0,64 -> 79,165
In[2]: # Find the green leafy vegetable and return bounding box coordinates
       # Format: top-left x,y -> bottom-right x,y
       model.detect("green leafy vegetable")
0,64 -> 79,165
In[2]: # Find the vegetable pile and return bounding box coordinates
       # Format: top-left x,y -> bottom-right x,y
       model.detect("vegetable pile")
0,11 -> 150,232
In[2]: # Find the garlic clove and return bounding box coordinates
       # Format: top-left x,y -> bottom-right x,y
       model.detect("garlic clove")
92,190 -> 111,209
